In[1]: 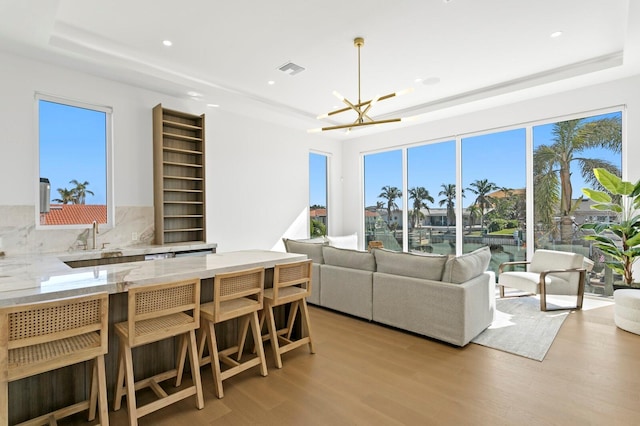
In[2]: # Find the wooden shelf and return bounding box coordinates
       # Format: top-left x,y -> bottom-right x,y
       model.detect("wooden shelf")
153,104 -> 206,245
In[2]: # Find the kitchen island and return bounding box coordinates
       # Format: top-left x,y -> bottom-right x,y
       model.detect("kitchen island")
1,248 -> 306,424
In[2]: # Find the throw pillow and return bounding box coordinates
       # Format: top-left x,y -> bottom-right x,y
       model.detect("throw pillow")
322,245 -> 376,271
327,233 -> 358,250
441,246 -> 491,284
374,249 -> 448,281
282,238 -> 326,264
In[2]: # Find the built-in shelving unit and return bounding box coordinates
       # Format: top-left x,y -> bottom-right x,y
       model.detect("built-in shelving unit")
152,104 -> 206,244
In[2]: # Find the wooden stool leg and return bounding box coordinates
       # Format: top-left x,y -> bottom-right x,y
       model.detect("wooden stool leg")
265,305 -> 282,369
113,341 -> 126,411
89,360 -> 98,421
187,330 -> 205,409
122,341 -> 139,426
197,321 -> 208,362
300,300 -> 315,354
175,333 -> 188,387
95,354 -> 109,425
285,301 -> 300,340
236,315 -> 251,361
1,380 -> 8,426
205,320 -> 224,398
250,311 -> 268,377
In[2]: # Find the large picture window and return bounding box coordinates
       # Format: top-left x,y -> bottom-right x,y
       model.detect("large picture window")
37,94 -> 113,228
362,108 -> 623,296
364,150 -> 403,251
309,152 -> 329,237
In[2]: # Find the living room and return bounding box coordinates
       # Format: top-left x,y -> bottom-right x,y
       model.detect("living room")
0,0 -> 639,424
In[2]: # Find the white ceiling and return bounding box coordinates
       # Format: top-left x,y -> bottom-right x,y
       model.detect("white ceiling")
0,0 -> 637,138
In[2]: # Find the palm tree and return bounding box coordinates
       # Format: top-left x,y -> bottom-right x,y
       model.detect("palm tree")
533,116 -> 621,243
378,185 -> 402,225
466,179 -> 497,233
438,183 -> 457,228
408,187 -> 434,228
53,188 -> 75,204
466,204 -> 481,230
69,179 -> 94,205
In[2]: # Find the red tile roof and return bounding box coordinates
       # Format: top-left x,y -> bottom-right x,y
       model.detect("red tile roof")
41,204 -> 107,225
310,208 -> 327,217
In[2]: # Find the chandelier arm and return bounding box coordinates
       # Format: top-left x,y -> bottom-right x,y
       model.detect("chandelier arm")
320,117 -> 402,132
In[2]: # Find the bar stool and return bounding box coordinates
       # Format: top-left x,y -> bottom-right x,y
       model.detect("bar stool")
113,278 -> 204,426
0,292 -> 109,426
259,259 -> 314,369
188,266 -> 268,398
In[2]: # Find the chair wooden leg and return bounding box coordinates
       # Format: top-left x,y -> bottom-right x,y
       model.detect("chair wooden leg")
89,359 -> 99,421
236,315 -> 251,362
205,320 -> 224,398
250,311 -> 268,377
187,330 -> 205,409
1,380 -> 8,426
499,285 -> 505,298
95,355 -> 109,426
197,321 -> 208,361
285,301 -> 299,340
300,300 -> 315,354
175,333 -> 188,387
113,341 -> 126,411
265,305 -> 282,369
576,270 -> 586,310
123,341 -> 139,426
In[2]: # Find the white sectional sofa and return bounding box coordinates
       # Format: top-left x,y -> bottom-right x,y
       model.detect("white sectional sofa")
282,239 -> 495,347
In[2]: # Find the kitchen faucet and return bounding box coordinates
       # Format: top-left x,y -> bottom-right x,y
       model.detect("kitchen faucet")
92,220 -> 99,250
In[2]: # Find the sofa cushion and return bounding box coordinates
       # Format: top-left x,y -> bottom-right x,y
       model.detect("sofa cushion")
441,246 -> 491,284
283,238 -> 326,264
374,249 -> 447,281
322,245 -> 376,271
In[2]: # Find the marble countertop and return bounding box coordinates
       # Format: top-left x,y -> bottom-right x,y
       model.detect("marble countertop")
0,248 -> 305,307
55,242 -> 217,261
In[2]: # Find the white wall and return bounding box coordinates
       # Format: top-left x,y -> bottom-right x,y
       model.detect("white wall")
0,50 -> 340,254
341,74 -> 640,245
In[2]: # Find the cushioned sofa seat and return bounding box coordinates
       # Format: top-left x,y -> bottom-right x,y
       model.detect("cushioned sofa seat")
320,246 -> 375,320
373,271 -> 494,346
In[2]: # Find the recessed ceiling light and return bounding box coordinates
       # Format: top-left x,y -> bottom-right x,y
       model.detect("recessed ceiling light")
187,91 -> 202,97
207,103 -> 220,108
268,80 -> 275,85
550,31 -> 563,38
162,40 -> 173,47
414,78 -> 423,83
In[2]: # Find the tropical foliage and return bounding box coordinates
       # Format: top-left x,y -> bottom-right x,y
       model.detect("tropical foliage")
53,179 -> 94,205
438,184 -> 457,227
534,116 -> 622,243
581,168 -> 640,285
466,179 -> 497,233
379,185 -> 402,225
408,187 -> 434,228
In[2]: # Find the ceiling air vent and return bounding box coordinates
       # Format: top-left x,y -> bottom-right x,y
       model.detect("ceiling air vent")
278,62 -> 305,76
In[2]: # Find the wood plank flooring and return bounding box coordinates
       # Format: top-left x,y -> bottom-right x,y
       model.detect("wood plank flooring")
64,301 -> 640,425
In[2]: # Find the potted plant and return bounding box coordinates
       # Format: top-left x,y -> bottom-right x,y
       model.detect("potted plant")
581,168 -> 640,287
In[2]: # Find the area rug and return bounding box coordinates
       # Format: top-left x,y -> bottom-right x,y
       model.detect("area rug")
471,295 -> 612,361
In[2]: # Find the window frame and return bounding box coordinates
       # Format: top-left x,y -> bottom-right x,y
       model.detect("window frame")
35,92 -> 114,230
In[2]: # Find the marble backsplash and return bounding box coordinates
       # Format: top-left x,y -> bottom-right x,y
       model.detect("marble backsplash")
0,205 -> 154,255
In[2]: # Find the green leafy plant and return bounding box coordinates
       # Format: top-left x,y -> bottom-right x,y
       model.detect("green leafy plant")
581,168 -> 640,285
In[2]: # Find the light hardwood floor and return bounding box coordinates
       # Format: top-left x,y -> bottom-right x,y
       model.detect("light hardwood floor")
66,301 -> 639,425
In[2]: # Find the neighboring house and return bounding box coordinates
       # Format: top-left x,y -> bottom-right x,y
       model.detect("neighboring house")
309,208 -> 327,226
40,204 -> 107,226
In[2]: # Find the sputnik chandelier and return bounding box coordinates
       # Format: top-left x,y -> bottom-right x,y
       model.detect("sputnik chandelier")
309,37 -> 412,133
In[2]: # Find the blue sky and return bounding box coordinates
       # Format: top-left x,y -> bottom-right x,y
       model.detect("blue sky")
39,100 -> 107,204
357,111 -> 622,210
